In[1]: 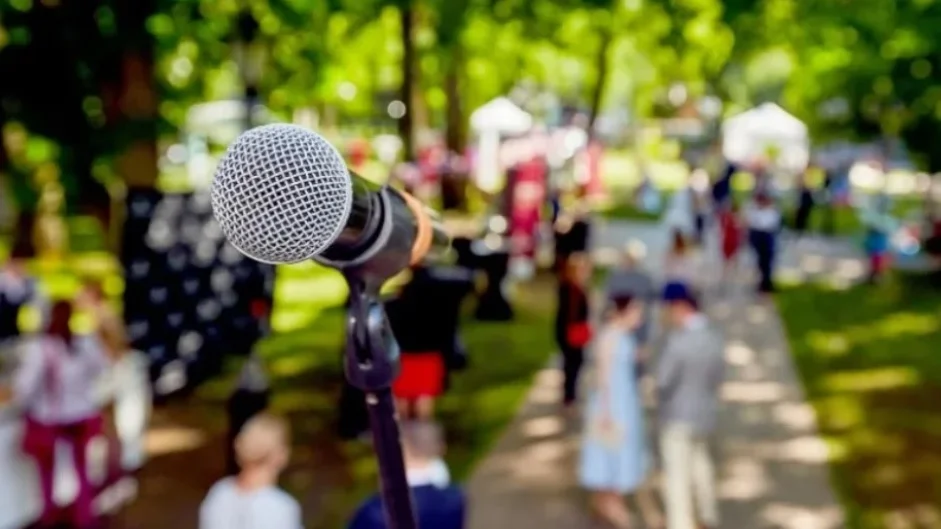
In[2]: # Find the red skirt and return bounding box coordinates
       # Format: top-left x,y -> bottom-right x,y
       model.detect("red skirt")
393,352 -> 445,399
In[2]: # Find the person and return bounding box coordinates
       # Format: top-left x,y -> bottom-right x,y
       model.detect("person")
792,172 -> 816,239
200,413 -> 302,529
580,295 -> 659,529
794,167 -> 814,241
718,201 -> 743,289
0,250 -> 41,345
711,162 -> 735,212
689,168 -> 712,246
663,229 -> 700,292
226,353 -> 271,474
744,192 -> 782,294
348,421 -> 465,529
634,165 -> 662,214
862,193 -> 895,283
76,280 -> 127,360
657,284 -> 725,529
555,253 -> 592,407
663,180 -> 696,242
604,241 -> 656,365
14,300 -> 110,528
387,265 -> 472,420
553,199 -> 592,275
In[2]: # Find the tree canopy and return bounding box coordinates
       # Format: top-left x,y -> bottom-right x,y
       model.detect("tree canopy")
2,0 -> 941,218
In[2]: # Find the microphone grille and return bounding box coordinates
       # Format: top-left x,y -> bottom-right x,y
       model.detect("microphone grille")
211,124 -> 354,264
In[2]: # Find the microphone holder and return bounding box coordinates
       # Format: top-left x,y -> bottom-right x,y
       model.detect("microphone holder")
343,276 -> 417,529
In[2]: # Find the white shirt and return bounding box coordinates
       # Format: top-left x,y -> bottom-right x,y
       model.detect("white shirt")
744,204 -> 782,232
664,253 -> 701,287
200,477 -> 303,529
14,335 -> 109,424
407,458 -> 451,488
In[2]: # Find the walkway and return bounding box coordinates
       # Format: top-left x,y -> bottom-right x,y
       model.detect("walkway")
466,220 -> 852,529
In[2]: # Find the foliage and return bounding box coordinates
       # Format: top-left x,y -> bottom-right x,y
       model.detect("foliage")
4,0 -> 941,220
777,274 -> 941,528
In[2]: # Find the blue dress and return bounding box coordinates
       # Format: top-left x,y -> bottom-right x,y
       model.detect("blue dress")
579,331 -> 649,493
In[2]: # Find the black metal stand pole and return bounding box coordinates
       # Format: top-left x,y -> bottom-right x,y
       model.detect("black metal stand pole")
344,279 -> 417,529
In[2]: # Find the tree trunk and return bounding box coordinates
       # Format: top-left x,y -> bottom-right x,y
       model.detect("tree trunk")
398,2 -> 416,162
441,47 -> 467,211
110,0 -> 159,190
587,29 -> 613,141
444,48 -> 464,153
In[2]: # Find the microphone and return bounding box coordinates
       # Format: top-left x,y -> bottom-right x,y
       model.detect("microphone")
210,124 -> 449,529
210,123 -> 450,285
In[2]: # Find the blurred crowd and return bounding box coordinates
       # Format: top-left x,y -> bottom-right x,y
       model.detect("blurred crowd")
0,136 -> 920,529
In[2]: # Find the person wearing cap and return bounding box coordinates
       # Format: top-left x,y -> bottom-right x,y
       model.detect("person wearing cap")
657,284 -> 725,529
348,421 -> 465,529
200,413 -> 302,529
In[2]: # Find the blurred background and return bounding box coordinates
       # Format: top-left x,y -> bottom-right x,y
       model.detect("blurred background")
2,0 -> 941,528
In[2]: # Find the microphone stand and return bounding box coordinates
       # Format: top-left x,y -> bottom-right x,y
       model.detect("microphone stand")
343,277 -> 417,529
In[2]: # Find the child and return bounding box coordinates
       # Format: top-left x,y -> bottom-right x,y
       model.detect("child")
348,421 -> 465,529
200,414 -> 302,529
862,196 -> 894,283
718,202 -> 743,289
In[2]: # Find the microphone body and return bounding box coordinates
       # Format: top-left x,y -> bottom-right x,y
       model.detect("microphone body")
315,172 -> 449,287
210,124 -> 450,287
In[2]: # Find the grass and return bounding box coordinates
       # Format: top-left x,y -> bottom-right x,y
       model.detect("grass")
776,274 -> 941,528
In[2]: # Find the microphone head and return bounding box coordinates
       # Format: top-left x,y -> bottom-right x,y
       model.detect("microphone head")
211,124 -> 354,264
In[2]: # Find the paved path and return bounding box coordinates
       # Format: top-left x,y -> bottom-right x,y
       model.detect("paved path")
466,220 -> 851,529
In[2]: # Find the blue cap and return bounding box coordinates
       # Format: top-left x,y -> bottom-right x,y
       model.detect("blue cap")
662,282 -> 697,305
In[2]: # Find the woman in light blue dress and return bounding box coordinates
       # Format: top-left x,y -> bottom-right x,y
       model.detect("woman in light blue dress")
580,294 -> 655,528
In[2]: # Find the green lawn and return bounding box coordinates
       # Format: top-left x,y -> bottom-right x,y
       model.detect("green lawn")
776,274 -> 941,528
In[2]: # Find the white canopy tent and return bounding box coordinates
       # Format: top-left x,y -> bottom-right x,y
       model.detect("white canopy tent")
722,103 -> 810,174
470,97 -> 533,193
470,97 -> 534,134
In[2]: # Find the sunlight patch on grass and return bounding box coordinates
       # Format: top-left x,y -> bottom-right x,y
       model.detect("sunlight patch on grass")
805,331 -> 851,357
823,367 -> 920,393
872,312 -> 940,338
818,395 -> 865,431
273,270 -> 347,307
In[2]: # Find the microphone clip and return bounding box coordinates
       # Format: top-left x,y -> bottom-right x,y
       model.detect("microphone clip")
342,277 -> 400,392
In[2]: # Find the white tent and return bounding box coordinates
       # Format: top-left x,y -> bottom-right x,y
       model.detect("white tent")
722,103 -> 810,173
470,97 -> 533,134
469,97 -> 534,193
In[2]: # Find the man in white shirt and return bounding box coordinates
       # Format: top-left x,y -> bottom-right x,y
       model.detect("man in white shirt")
744,193 -> 782,293
200,414 -> 302,529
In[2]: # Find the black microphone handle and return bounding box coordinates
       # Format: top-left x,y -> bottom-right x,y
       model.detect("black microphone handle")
366,388 -> 419,529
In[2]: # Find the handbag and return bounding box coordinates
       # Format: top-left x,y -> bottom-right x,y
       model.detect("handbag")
565,284 -> 592,348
